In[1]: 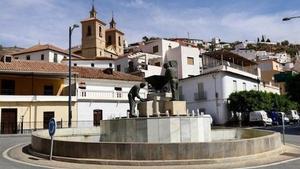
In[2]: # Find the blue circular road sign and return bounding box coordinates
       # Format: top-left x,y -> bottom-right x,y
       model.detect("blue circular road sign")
48,118 -> 57,137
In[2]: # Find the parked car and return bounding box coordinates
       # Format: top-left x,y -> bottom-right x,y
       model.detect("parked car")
286,110 -> 300,123
277,112 -> 290,125
268,111 -> 289,125
249,110 -> 272,126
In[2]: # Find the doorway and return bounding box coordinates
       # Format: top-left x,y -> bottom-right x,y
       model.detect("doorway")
1,109 -> 17,134
93,109 -> 103,126
43,112 -> 54,129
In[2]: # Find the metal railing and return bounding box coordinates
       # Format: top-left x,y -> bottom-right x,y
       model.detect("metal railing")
0,120 -> 95,134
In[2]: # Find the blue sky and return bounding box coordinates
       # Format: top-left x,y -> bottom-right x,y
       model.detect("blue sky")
1,0 -> 300,48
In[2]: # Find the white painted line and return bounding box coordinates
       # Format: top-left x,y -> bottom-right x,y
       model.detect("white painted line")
234,144 -> 300,169
2,143 -> 67,169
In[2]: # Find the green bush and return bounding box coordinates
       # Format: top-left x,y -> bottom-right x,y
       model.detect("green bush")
228,90 -> 298,114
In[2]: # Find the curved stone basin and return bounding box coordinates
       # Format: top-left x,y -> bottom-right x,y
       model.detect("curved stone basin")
31,127 -> 282,160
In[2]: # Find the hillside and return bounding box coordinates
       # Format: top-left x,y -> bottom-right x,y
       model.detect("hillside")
0,45 -> 24,57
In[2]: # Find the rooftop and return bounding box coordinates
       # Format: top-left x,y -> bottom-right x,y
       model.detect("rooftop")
0,58 -> 142,81
12,44 -> 83,59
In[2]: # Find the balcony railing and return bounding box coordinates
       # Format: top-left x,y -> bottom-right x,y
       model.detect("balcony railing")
78,90 -> 146,100
194,92 -> 207,101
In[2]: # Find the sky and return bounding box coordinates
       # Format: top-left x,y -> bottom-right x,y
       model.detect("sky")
1,0 -> 300,49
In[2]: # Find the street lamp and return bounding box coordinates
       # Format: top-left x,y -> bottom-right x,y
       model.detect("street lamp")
68,24 -> 79,128
282,16 -> 300,21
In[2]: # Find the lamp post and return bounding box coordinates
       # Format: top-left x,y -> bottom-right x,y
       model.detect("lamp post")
68,24 -> 79,128
282,16 -> 300,21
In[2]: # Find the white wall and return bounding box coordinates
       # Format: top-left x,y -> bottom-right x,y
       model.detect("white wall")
166,46 -> 201,79
64,60 -> 115,69
76,78 -> 147,127
179,71 -> 260,124
14,50 -> 65,63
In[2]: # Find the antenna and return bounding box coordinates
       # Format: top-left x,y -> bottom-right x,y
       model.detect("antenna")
187,32 -> 190,39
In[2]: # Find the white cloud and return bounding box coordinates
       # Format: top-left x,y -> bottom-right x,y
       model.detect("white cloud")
1,0 -> 300,49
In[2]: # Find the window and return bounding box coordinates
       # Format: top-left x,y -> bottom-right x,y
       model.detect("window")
99,26 -> 102,37
1,80 -> 15,95
43,112 -> 54,129
93,109 -> 102,126
41,54 -> 44,60
91,63 -> 95,67
109,63 -> 112,68
26,55 -> 30,60
114,87 -> 122,91
153,45 -> 159,53
87,25 -> 92,36
243,82 -> 246,91
117,64 -> 121,71
187,57 -> 194,65
195,83 -> 206,100
254,85 -> 257,90
53,53 -> 58,63
178,86 -> 184,100
233,80 -> 237,92
73,63 -> 77,66
44,85 -> 54,95
118,36 -> 121,46
107,36 -> 112,45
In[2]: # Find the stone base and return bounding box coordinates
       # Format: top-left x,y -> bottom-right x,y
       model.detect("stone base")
164,101 -> 187,116
100,116 -> 212,143
138,100 -> 187,117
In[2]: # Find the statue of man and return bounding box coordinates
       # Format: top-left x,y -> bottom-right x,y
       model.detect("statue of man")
164,62 -> 179,101
128,83 -> 146,117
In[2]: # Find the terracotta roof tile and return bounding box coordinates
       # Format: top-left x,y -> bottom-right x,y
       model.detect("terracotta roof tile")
72,66 -> 143,81
0,59 -> 142,81
0,59 -> 68,74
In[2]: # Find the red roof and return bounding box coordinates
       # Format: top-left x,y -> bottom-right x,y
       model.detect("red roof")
0,59 -> 142,81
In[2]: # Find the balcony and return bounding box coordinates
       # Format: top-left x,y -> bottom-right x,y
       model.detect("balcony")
78,90 -> 147,101
194,92 -> 207,101
0,95 -> 76,102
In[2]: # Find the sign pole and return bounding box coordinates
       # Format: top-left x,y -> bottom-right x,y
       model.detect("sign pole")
282,113 -> 285,145
50,135 -> 54,160
48,118 -> 57,160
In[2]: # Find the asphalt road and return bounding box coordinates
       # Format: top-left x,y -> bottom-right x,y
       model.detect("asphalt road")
0,126 -> 300,169
0,135 -> 45,169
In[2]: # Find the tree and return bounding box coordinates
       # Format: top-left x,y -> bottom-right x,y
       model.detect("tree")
257,37 -> 260,43
281,40 -> 289,46
266,38 -> 271,42
228,90 -> 299,123
286,74 -> 300,104
142,36 -> 149,42
0,44 -> 3,50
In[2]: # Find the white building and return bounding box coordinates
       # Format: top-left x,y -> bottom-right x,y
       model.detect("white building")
64,58 -> 115,69
179,50 -> 279,124
73,67 -> 146,128
12,44 -> 82,63
166,45 -> 201,78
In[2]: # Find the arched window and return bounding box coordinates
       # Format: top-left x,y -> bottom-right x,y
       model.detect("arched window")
118,36 -> 121,46
107,36 -> 112,45
99,26 -> 102,37
87,26 -> 92,36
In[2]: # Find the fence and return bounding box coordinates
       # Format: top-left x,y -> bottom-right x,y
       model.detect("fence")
0,120 -> 95,134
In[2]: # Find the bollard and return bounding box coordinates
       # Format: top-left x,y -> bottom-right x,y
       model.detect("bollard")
192,110 -> 195,117
282,113 -> 285,145
186,109 -> 189,116
166,110 -> 169,117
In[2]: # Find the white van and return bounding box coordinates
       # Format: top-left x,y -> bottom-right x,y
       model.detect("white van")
286,110 -> 300,122
249,110 -> 272,126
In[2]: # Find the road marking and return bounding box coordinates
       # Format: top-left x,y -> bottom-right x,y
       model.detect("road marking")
2,143 -> 68,169
235,143 -> 300,169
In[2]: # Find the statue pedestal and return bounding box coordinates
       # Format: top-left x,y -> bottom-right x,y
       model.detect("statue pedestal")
100,116 -> 212,143
164,101 -> 187,116
138,100 -> 187,117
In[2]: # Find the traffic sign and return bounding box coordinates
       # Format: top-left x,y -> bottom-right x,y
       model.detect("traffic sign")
48,118 -> 56,137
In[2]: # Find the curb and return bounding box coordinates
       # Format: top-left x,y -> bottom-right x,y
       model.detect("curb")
27,144 -> 285,166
